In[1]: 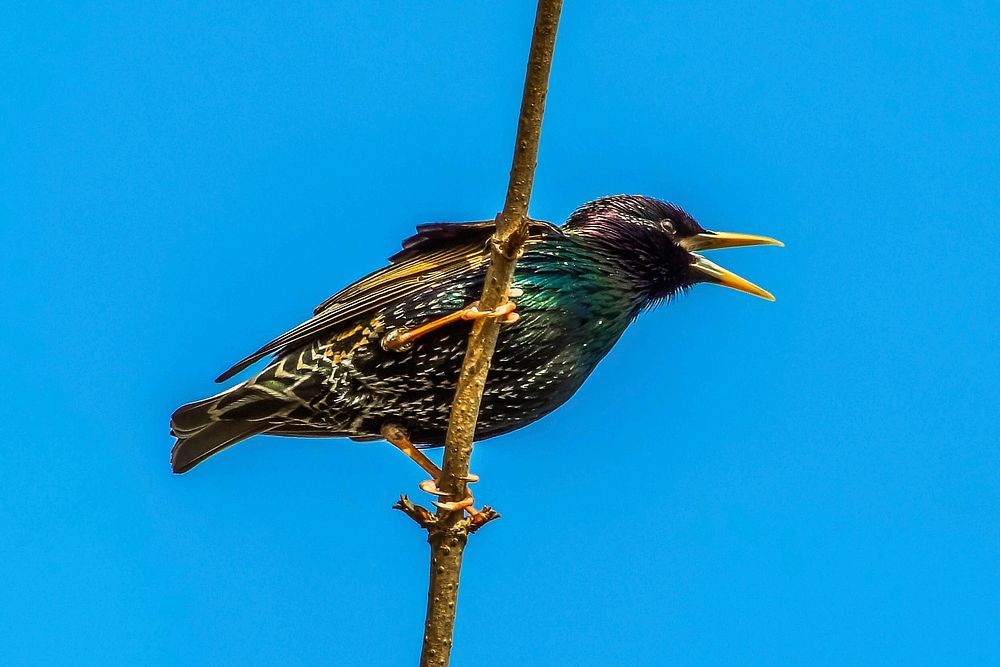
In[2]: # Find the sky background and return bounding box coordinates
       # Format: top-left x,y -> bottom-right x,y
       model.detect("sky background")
3,1 -> 999,664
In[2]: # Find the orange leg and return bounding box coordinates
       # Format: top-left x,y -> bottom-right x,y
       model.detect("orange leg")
381,289 -> 522,352
381,424 -> 480,514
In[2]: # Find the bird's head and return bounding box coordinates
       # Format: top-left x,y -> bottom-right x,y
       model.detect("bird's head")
564,195 -> 782,302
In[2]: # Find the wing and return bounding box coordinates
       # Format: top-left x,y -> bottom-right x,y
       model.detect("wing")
215,219 -> 561,383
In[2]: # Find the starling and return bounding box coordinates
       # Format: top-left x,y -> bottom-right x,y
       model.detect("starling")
171,195 -> 781,502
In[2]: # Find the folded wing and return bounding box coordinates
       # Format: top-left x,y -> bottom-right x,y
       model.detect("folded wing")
214,219 -> 561,383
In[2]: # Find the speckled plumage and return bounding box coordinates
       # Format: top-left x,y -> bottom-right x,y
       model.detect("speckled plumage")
170,195 -> 760,473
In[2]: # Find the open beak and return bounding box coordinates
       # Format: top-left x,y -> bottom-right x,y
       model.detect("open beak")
680,231 -> 784,252
680,231 -> 783,301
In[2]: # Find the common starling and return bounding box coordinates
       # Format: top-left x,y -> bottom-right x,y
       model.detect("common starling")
171,195 -> 781,501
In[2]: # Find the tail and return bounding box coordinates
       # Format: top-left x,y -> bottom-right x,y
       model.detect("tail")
169,388 -> 271,473
171,343 -> 337,473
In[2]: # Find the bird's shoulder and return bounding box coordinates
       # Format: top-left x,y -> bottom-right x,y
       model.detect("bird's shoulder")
313,218 -> 562,315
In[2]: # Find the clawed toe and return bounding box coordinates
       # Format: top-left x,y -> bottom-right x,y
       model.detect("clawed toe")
433,496 -> 476,512
418,475 -> 480,515
384,294 -> 523,353
418,479 -> 448,496
384,424 -> 485,517
461,301 -> 517,321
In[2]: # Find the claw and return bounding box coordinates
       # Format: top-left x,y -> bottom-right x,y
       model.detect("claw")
418,475 -> 480,515
418,479 -> 449,496
433,496 -> 476,512
384,423 -> 483,516
462,300 -> 517,321
495,301 -> 517,318
383,294 -> 523,353
418,472 -> 479,495
507,287 -> 524,298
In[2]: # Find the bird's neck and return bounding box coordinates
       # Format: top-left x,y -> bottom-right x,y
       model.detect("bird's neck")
567,230 -> 688,305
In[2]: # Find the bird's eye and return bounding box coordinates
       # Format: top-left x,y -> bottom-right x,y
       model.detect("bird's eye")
661,220 -> 675,234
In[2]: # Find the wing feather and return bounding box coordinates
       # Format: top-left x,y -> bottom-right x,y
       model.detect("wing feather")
214,219 -> 561,383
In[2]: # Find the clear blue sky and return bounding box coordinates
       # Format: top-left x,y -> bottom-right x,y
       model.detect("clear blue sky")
3,2 -> 998,664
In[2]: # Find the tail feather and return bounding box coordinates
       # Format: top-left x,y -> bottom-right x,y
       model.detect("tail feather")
170,386 -> 270,473
171,344 -> 335,473
170,388 -> 234,435
170,421 -> 269,474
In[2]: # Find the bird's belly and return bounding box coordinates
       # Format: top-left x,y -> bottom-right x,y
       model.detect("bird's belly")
340,305 -> 617,445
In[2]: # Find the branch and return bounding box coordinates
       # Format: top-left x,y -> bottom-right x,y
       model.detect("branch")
415,1 -> 563,665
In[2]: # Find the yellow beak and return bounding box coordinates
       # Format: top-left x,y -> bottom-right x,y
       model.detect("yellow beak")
681,231 -> 783,301
679,231 -> 784,252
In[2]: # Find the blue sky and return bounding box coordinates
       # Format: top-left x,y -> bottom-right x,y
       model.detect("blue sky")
3,1 -> 998,664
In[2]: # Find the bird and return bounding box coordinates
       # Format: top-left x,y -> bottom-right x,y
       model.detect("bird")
170,195 -> 781,508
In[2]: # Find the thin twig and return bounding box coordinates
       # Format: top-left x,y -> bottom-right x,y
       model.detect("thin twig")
393,496 -> 437,529
414,2 -> 563,666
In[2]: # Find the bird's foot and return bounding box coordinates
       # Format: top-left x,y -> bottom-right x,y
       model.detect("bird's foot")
381,289 -> 523,352
382,422 -> 488,518
460,292 -> 520,325
418,474 -> 481,513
